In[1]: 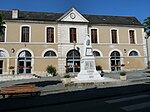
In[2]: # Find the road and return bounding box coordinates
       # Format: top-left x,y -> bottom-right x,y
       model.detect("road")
4,90 -> 150,112
1,83 -> 150,112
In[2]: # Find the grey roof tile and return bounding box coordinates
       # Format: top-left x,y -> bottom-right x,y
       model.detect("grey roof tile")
0,10 -> 142,26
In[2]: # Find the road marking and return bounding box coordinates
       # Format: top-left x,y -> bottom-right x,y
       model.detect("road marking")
121,101 -> 150,111
105,95 -> 149,103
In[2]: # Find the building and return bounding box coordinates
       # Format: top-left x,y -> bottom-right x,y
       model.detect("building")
0,8 -> 147,76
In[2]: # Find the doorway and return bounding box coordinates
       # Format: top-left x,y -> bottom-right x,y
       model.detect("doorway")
110,51 -> 121,71
17,50 -> 32,74
66,49 -> 80,73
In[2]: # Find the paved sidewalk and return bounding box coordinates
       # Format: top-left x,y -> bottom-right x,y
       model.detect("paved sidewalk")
0,69 -> 150,96
104,69 -> 150,80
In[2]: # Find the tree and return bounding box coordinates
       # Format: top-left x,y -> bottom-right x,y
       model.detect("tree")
143,16 -> 150,37
143,17 -> 150,68
0,13 -> 5,36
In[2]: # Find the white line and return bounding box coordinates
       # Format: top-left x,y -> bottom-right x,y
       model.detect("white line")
121,101 -> 150,111
105,95 -> 149,103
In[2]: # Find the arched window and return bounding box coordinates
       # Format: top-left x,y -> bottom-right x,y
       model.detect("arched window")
110,51 -> 121,71
111,51 -> 120,58
129,51 -> 138,56
44,50 -> 57,57
67,49 -> 80,59
93,51 -> 100,57
66,49 -> 80,72
18,50 -> 32,74
18,50 -> 32,57
0,50 -> 6,57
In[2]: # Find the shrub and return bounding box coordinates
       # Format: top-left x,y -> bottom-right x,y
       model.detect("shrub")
64,74 -> 70,78
120,71 -> 126,76
96,65 -> 104,73
46,65 -> 57,76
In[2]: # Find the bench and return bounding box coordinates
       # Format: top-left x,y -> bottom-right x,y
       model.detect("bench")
0,84 -> 40,98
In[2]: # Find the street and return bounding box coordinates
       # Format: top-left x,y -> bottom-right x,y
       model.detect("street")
4,90 -> 150,112
1,82 -> 150,112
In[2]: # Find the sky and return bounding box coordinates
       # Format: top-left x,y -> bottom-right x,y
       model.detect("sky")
0,0 -> 150,22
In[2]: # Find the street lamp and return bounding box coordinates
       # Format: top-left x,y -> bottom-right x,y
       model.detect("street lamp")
73,40 -> 76,74
145,36 -> 150,69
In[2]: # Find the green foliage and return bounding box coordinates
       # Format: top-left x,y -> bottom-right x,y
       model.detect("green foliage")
0,14 -> 5,36
46,65 -> 57,76
64,74 -> 70,78
96,65 -> 104,73
120,71 -> 126,76
143,17 -> 150,37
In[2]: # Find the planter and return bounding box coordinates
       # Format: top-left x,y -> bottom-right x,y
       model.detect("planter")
62,78 -> 71,84
120,75 -> 127,81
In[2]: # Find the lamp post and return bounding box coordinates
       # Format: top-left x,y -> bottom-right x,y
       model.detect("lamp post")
145,36 -> 150,69
73,41 -> 76,74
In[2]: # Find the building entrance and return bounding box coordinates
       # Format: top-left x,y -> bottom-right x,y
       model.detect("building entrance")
66,50 -> 80,73
110,51 -> 121,71
17,50 -> 32,74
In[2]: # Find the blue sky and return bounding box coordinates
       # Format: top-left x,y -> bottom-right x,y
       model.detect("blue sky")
0,0 -> 150,22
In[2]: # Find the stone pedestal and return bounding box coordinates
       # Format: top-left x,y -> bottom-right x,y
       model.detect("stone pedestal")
77,57 -> 103,80
76,35 -> 104,81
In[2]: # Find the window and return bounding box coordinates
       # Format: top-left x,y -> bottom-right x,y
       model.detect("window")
0,50 -> 6,57
129,30 -> 135,44
91,29 -> 97,43
47,27 -> 54,43
21,26 -> 29,42
110,51 -> 121,71
0,27 -> 5,42
111,30 -> 118,43
70,28 -> 76,43
93,51 -> 100,57
18,50 -> 32,74
18,50 -> 32,57
129,51 -> 138,56
44,50 -> 57,57
66,49 -> 80,72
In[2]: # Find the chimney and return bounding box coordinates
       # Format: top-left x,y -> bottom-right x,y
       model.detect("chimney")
12,9 -> 19,19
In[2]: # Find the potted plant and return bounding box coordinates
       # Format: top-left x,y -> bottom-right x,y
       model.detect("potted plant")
46,65 -> 57,76
62,74 -> 71,84
120,71 -> 127,81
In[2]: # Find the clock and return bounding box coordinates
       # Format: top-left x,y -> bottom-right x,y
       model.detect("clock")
70,13 -> 76,19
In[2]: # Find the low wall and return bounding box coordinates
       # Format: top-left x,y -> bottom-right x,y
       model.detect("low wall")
0,74 -> 37,82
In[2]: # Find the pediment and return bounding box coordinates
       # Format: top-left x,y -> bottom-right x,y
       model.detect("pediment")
57,8 -> 89,23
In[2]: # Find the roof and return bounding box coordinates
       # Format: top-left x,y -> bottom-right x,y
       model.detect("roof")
0,10 -> 143,27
